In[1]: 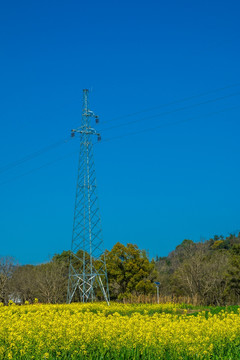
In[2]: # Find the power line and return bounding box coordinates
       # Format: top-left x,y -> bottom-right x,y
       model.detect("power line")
0,137 -> 72,175
0,150 -> 78,186
1,82 -> 240,177
3,82 -> 239,143
99,91 -> 240,132
100,83 -> 240,125
98,104 -> 240,144
1,104 -> 239,186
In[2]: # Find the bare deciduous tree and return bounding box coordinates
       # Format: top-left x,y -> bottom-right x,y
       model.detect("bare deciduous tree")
0,257 -> 15,304
173,246 -> 229,305
35,261 -> 67,303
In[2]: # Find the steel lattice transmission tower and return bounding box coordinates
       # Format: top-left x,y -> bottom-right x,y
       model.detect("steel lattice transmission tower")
67,89 -> 110,304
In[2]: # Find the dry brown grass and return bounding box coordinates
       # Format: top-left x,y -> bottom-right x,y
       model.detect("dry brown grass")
121,294 -> 200,305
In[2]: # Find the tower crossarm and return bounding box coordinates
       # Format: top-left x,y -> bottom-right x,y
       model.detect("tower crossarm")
71,127 -> 100,137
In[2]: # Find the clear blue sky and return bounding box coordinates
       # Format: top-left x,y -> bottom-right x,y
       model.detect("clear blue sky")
0,0 -> 240,264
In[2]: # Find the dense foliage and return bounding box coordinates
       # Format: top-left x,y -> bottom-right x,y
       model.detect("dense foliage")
1,233 -> 240,305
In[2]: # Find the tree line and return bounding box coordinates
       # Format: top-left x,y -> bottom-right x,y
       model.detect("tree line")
1,234 -> 240,305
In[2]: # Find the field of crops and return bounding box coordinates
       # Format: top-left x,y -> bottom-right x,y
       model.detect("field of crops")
1,302 -> 240,359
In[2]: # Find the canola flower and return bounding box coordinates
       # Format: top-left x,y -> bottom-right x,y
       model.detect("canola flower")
0,302 -> 240,359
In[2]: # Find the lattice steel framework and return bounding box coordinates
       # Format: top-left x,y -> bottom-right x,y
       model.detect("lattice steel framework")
67,89 -> 109,304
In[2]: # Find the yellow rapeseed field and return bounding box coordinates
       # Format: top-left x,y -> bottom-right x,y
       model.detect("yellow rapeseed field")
0,302 -> 240,359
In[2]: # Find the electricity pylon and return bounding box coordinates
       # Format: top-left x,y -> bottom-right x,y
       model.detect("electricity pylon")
67,89 -> 109,304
